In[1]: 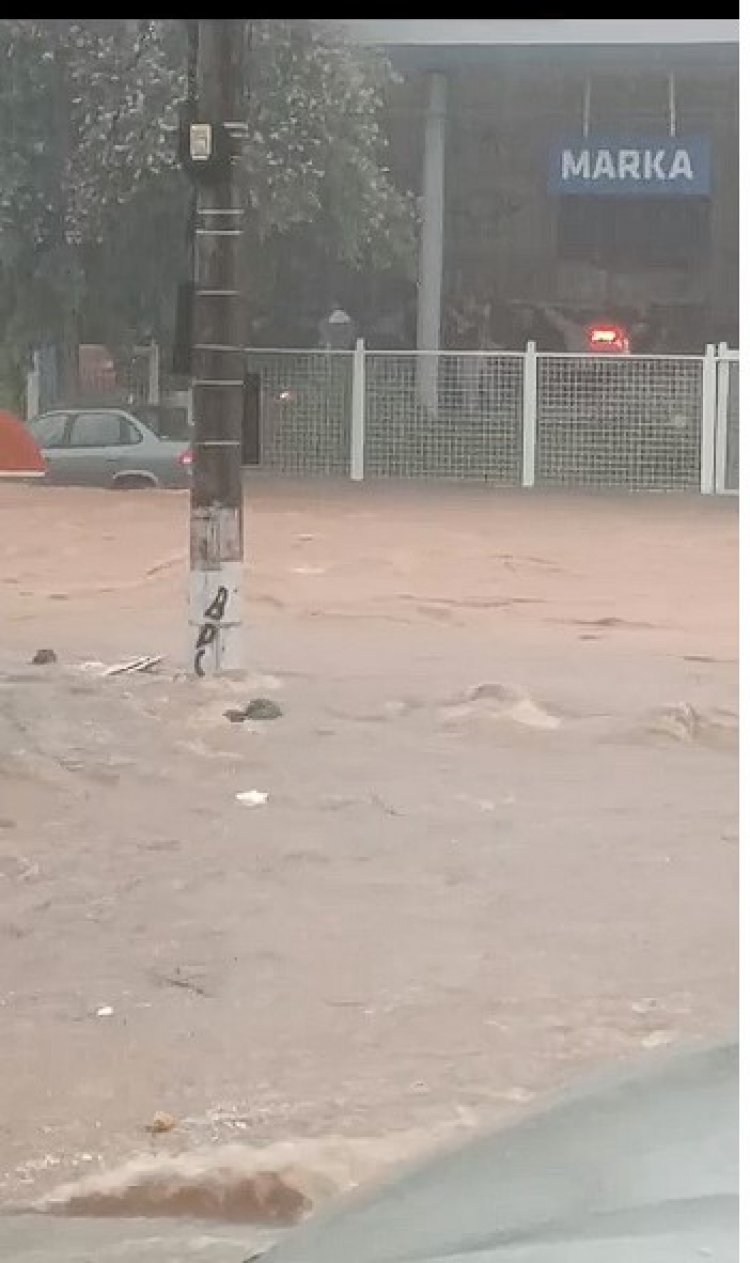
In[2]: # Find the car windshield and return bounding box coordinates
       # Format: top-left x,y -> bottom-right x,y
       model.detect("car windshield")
28,413 -> 67,445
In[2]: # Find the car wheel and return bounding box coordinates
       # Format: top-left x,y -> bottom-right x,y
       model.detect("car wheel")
112,474 -> 158,490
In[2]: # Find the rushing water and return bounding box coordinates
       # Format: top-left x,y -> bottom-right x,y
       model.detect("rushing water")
0,1214 -> 278,1261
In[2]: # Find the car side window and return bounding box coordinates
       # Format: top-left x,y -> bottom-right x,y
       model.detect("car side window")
121,419 -> 143,446
29,413 -> 69,448
68,412 -> 124,448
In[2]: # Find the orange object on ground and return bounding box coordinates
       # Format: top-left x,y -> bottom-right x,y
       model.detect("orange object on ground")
0,409 -> 45,478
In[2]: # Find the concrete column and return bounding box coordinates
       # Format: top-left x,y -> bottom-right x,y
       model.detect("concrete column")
417,72 -> 447,414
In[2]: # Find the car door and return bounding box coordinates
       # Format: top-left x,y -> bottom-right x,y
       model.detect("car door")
26,412 -> 72,483
106,413 -> 152,481
65,410 -> 131,485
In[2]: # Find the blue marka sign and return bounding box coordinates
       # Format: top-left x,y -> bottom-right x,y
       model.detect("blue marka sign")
549,137 -> 711,196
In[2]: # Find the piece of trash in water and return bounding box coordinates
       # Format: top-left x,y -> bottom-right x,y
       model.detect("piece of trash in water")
95,1005 -> 114,1018
640,1029 -> 676,1050
630,998 -> 658,1016
225,707 -> 250,724
146,1111 -> 177,1135
78,657 -> 162,677
236,790 -> 269,808
31,648 -> 57,665
226,698 -> 283,724
104,655 -> 163,677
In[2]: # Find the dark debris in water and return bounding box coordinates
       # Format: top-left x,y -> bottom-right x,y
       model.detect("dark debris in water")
31,649 -> 58,666
225,699 -> 283,724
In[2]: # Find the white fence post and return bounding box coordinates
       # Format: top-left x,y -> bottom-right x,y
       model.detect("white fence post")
700,343 -> 717,495
147,339 -> 160,406
522,340 -> 537,488
350,337 -> 366,481
26,350 -> 41,421
714,341 -> 729,495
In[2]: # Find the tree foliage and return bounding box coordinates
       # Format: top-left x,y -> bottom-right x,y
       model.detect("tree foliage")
0,18 -> 415,388
243,21 -> 415,268
0,20 -> 179,249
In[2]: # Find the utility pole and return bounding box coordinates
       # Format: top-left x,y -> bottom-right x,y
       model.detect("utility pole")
186,20 -> 246,676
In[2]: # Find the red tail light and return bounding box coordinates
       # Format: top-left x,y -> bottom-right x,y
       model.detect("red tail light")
587,323 -> 630,354
178,448 -> 193,467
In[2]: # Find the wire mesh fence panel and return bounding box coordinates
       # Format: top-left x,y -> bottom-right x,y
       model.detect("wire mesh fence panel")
536,356 -> 704,491
247,351 -> 352,475
365,352 -> 524,482
118,351 -> 151,405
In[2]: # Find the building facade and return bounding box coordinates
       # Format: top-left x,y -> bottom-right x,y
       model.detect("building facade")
345,20 -> 739,354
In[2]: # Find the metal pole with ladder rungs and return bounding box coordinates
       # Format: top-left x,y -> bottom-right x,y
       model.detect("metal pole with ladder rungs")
187,19 -> 246,675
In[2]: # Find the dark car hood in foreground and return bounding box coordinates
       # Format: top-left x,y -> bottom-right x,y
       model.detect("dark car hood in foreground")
263,1038 -> 738,1263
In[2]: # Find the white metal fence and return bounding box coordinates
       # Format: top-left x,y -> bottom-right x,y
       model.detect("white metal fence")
247,350 -> 352,476
244,342 -> 738,493
363,352 -> 524,482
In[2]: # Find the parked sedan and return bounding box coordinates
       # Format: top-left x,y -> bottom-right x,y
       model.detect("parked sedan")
27,406 -> 192,489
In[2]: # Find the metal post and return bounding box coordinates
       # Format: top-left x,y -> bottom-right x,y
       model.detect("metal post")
668,72 -> 677,138
700,343 -> 717,495
521,341 -> 537,488
26,351 -> 41,421
147,339 -> 160,406
188,20 -> 246,675
714,341 -> 729,495
350,337 -> 366,481
582,76 -> 592,138
416,72 -> 447,414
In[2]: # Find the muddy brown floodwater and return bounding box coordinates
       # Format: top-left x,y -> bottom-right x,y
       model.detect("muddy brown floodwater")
0,479 -> 738,1259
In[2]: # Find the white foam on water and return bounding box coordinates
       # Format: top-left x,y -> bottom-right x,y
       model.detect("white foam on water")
439,682 -> 563,733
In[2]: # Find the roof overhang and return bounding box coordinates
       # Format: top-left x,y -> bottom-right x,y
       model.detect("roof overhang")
338,20 -> 739,48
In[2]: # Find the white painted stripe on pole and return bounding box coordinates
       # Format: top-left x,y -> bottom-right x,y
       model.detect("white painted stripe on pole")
350,338 -> 366,481
521,340 -> 537,489
193,379 -> 245,387
188,560 -> 243,676
700,343 -> 717,495
194,344 -> 245,352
